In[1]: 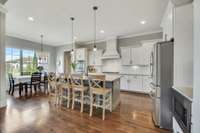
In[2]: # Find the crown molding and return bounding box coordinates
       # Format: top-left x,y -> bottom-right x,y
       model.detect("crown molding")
118,30 -> 162,39
0,4 -> 7,13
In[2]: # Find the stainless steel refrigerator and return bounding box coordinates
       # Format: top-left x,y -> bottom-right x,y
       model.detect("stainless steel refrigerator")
149,40 -> 174,130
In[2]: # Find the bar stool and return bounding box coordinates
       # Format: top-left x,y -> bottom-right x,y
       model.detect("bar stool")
58,74 -> 72,108
48,72 -> 59,105
89,75 -> 112,120
71,74 -> 88,113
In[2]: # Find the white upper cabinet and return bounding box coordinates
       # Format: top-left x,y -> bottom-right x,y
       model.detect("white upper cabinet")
121,47 -> 131,65
75,48 -> 87,61
121,45 -> 152,66
89,50 -> 102,66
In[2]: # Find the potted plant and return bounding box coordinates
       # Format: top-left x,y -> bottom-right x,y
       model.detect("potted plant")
70,62 -> 76,72
37,66 -> 44,72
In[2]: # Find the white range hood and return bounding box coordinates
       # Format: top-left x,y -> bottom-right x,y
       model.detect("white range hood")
101,38 -> 120,59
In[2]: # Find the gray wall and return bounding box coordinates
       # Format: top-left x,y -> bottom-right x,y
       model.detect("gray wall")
6,36 -> 56,72
77,32 -> 162,52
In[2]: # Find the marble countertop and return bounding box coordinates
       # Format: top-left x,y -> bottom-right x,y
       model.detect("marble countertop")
173,86 -> 193,101
87,73 -> 121,82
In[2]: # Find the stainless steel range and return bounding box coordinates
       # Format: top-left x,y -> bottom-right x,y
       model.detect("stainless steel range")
149,40 -> 174,130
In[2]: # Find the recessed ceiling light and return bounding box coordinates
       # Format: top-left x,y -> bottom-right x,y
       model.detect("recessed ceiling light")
28,17 -> 34,21
100,30 -> 105,34
140,21 -> 146,25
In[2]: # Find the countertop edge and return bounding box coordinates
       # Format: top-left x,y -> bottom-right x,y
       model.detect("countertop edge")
172,87 -> 193,102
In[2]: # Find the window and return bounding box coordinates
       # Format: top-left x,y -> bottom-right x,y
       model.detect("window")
22,50 -> 38,75
6,48 -> 21,76
5,48 -> 49,76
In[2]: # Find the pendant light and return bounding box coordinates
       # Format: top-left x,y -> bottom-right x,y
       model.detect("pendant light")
39,34 -> 45,62
70,17 -> 75,54
93,6 -> 98,51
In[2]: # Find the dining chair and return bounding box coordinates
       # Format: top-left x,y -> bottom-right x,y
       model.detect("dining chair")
8,73 -> 19,95
40,72 -> 48,93
58,74 -> 72,108
88,75 -> 112,120
71,74 -> 88,113
25,72 -> 41,94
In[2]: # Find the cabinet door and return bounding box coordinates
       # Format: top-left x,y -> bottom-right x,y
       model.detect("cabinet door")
88,50 -> 102,66
76,48 -> 86,61
129,76 -> 142,92
132,46 -> 152,65
143,45 -> 153,65
121,47 -> 131,65
89,51 -> 95,65
120,76 -> 129,91
94,50 -> 102,66
131,47 -> 141,65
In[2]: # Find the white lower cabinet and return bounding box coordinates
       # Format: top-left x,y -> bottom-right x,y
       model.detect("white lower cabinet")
129,76 -> 142,92
120,75 -> 152,93
120,76 -> 129,91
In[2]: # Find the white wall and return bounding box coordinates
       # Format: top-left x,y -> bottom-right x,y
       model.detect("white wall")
56,44 -> 72,73
192,0 -> 200,132
161,1 -> 174,41
174,4 -> 193,87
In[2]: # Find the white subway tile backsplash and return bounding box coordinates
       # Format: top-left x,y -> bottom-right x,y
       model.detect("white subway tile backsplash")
120,66 -> 151,75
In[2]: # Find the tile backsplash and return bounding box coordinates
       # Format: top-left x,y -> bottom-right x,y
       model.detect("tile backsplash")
120,66 -> 151,75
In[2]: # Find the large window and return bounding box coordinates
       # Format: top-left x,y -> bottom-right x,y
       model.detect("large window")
6,48 -> 48,76
6,48 -> 21,76
22,50 -> 38,75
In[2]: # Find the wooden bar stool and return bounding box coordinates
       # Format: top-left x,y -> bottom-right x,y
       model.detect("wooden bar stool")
48,72 -> 60,105
89,75 -> 112,120
58,74 -> 72,108
71,74 -> 88,113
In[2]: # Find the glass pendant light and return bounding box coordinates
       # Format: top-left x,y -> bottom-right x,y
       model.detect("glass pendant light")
93,6 -> 98,52
38,34 -> 45,63
70,17 -> 75,54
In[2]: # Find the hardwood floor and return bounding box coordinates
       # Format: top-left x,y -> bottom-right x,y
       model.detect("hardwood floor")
0,92 -> 171,133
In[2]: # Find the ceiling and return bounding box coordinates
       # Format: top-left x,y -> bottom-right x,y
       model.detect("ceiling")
5,0 -> 168,46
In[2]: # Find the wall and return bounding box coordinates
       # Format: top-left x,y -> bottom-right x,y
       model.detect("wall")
6,36 -> 57,72
174,4 -> 193,87
55,44 -> 72,73
57,32 -> 162,73
160,1 -> 174,41
192,0 -> 200,132
0,5 -> 6,107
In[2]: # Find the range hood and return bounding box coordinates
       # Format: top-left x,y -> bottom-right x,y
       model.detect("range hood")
101,38 -> 120,59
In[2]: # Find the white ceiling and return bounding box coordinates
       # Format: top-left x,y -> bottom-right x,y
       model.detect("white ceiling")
5,0 -> 168,46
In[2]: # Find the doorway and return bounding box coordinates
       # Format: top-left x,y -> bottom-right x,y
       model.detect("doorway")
64,51 -> 71,74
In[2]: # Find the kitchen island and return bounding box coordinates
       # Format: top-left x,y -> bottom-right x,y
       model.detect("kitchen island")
81,73 -> 121,110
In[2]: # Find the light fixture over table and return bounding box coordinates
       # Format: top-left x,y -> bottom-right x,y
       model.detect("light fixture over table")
38,34 -> 46,63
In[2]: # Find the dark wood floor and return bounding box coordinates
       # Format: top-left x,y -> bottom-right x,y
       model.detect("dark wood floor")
0,91 -> 171,133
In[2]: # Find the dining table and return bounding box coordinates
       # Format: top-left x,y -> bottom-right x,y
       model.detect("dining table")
13,75 -> 31,96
